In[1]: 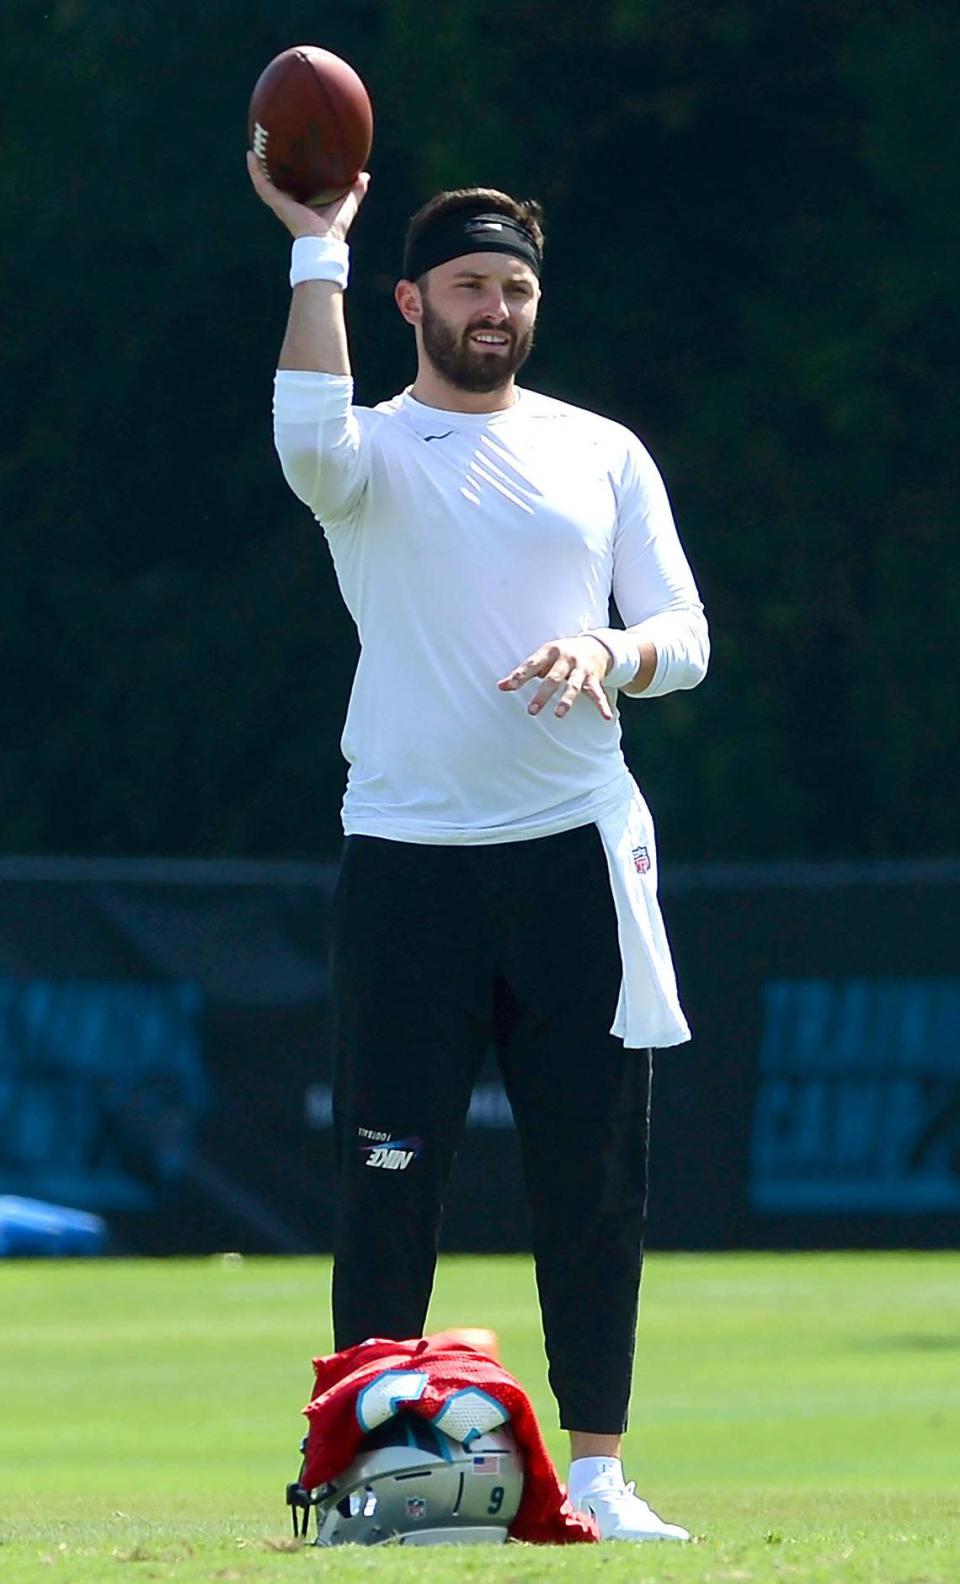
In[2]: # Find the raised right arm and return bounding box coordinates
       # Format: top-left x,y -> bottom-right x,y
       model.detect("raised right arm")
247,152 -> 371,521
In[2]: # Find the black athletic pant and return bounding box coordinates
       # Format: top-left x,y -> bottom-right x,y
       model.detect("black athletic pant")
329,823 -> 652,1433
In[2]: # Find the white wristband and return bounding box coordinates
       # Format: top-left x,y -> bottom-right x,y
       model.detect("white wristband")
289,235 -> 350,290
585,627 -> 642,690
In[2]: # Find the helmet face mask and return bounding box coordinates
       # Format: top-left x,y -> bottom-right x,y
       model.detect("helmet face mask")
287,1414 -> 523,1547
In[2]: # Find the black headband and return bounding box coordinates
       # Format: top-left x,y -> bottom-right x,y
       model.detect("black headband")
403,210 -> 542,283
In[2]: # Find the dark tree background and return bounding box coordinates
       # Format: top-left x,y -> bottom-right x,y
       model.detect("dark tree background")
2,0 -> 956,859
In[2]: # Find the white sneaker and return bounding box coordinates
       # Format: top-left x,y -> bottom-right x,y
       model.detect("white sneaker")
573,1474 -> 690,1542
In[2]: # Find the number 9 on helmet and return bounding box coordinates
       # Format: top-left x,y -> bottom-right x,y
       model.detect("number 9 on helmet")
287,1412 -> 523,1546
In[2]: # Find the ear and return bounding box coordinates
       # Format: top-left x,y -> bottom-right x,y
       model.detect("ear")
395,278 -> 423,326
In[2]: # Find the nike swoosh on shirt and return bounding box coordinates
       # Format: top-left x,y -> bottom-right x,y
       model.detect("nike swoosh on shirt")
422,431 -> 454,442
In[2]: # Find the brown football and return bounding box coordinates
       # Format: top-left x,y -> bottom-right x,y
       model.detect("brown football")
248,45 -> 373,207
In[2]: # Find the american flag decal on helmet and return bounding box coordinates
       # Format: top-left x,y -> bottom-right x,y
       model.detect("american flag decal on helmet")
472,1453 -> 504,1473
632,845 -> 651,874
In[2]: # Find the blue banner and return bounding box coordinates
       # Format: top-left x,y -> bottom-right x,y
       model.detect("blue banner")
750,978 -> 960,1212
0,979 -> 206,1210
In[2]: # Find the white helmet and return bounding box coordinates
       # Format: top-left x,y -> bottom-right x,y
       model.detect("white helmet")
287,1412 -> 524,1546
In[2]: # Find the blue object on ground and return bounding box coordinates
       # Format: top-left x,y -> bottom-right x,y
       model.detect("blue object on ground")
0,1196 -> 108,1257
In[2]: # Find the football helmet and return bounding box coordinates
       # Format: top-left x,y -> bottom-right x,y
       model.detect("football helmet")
287,1411 -> 523,1546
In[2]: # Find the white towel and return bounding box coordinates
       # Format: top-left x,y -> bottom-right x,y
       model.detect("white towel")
595,780 -> 691,1049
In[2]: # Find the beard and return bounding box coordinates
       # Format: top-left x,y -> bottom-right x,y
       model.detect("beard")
420,295 -> 535,394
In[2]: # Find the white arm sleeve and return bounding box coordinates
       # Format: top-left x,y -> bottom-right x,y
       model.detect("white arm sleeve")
612,438 -> 710,698
272,370 -> 370,526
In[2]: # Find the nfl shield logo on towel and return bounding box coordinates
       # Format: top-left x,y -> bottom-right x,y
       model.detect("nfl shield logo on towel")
405,1496 -> 427,1520
632,845 -> 651,874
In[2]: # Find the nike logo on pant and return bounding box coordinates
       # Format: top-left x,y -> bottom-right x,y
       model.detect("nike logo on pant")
365,1147 -> 415,1170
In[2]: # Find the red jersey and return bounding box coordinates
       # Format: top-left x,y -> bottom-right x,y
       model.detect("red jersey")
300,1332 -> 599,1545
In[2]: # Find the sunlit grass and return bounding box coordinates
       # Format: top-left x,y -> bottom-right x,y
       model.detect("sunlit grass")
1,1252 -> 958,1581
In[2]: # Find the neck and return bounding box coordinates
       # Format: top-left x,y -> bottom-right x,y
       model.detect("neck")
409,362 -> 518,414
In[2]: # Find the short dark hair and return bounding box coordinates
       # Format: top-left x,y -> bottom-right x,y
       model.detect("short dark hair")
403,187 -> 545,282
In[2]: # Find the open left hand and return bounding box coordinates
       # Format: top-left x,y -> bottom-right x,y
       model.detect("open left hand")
497,635 -> 614,721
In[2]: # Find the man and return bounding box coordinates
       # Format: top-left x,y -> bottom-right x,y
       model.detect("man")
248,152 -> 708,1543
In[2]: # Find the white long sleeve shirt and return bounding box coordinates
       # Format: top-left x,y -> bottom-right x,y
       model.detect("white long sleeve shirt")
273,371 -> 708,846
273,369 -> 708,1045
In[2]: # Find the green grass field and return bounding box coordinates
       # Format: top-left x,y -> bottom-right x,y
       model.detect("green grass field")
1,1252 -> 958,1583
